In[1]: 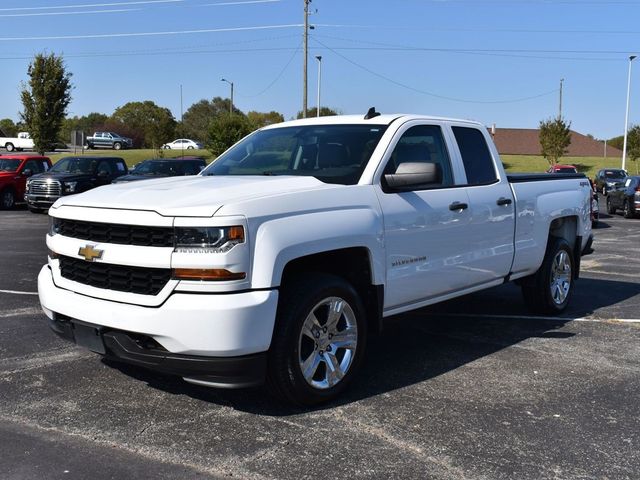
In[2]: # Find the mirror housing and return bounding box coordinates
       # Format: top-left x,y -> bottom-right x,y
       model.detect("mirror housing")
22,168 -> 33,177
384,162 -> 440,190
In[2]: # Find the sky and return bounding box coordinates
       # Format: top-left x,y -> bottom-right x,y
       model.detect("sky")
0,0 -> 639,140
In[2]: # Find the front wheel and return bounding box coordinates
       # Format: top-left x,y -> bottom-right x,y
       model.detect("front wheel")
521,237 -> 574,315
1,188 -> 15,209
623,199 -> 634,219
113,142 -> 122,150
267,273 -> 367,406
606,196 -> 616,215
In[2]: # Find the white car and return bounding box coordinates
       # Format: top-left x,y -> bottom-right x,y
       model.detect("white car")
162,139 -> 203,150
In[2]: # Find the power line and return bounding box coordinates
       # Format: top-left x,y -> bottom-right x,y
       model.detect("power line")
0,0 -> 183,11
311,37 -> 559,105
240,40 -> 302,97
0,24 -> 302,41
0,8 -> 140,18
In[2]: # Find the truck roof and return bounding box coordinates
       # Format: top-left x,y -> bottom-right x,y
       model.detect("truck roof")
0,154 -> 50,161
262,113 -> 485,130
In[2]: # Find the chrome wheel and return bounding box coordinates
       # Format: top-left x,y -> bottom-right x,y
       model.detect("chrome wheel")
298,296 -> 358,390
550,250 -> 571,305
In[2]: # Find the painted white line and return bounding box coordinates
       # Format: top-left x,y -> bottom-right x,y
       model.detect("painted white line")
0,307 -> 43,318
0,289 -> 38,296
415,312 -> 640,324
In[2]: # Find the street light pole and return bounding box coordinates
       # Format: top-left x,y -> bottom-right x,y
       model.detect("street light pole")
559,78 -> 564,119
221,78 -> 234,115
302,0 -> 311,118
315,55 -> 322,117
622,55 -> 636,171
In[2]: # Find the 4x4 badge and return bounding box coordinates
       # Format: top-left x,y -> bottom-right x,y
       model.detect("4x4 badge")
78,245 -> 103,262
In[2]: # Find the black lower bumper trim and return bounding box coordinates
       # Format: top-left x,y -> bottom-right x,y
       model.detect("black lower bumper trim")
48,316 -> 267,388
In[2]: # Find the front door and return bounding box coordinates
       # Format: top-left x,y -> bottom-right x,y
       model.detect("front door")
375,122 -> 473,310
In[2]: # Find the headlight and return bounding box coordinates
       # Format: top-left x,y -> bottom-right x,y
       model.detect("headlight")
174,226 -> 244,253
63,181 -> 77,193
48,216 -> 61,236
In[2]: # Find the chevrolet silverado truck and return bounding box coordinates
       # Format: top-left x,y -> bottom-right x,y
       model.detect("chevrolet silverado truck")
85,132 -> 133,150
1,132 -> 35,152
39,112 -> 594,405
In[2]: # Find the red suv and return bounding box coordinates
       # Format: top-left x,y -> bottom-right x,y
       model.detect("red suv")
0,155 -> 52,209
546,164 -> 578,174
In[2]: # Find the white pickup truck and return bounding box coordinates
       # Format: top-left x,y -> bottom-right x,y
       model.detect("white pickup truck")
39,112 -> 594,405
1,132 -> 34,152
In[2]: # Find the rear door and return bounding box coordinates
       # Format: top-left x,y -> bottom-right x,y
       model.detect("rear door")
448,125 -> 515,285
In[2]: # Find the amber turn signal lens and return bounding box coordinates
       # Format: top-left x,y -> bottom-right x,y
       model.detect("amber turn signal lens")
172,268 -> 246,281
228,226 -> 244,242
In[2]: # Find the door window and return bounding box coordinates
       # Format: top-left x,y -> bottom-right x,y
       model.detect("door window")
384,125 -> 454,188
452,127 -> 498,185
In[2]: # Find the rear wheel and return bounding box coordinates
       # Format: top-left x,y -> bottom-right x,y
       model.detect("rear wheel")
623,199 -> 634,219
1,188 -> 15,209
606,196 -> 616,214
5,143 -> 14,152
267,273 -> 367,406
521,237 -> 574,314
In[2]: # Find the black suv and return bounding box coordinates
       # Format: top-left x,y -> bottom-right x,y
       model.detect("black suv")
606,176 -> 640,219
594,168 -> 627,195
25,156 -> 128,212
112,158 -> 206,183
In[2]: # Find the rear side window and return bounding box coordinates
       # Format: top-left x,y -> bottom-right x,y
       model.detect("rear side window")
452,127 -> 498,185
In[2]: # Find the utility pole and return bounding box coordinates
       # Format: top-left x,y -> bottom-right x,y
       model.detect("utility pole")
302,0 -> 311,118
316,55 -> 322,117
180,84 -> 184,158
559,78 -> 564,119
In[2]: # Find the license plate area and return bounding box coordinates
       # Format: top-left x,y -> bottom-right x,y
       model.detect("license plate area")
72,323 -> 106,354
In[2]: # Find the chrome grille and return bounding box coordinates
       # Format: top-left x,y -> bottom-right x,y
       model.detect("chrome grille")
29,179 -> 61,196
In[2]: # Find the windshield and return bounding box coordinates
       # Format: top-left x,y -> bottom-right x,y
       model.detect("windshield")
201,124 -> 388,185
50,157 -> 98,174
132,160 -> 178,176
0,159 -> 21,172
604,170 -> 626,179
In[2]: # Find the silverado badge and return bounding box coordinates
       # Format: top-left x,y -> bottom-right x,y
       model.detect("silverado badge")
78,245 -> 103,262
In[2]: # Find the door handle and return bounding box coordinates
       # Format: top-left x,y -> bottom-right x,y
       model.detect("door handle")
449,201 -> 468,211
496,197 -> 512,206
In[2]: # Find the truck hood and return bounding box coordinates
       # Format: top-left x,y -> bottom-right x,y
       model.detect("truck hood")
53,175 -> 336,217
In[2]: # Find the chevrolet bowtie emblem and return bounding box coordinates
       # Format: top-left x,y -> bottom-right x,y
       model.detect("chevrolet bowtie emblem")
78,245 -> 104,262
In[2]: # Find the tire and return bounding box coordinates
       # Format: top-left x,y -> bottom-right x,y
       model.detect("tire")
602,185 -> 607,196
623,199 -> 634,219
5,143 -> 14,152
0,188 -> 15,209
187,146 -> 194,150
606,196 -> 616,215
113,142 -> 122,150
521,237 -> 574,315
267,273 -> 368,406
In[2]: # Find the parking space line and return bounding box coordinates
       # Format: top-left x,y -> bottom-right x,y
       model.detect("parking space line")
0,307 -> 43,318
413,312 -> 640,324
0,289 -> 38,296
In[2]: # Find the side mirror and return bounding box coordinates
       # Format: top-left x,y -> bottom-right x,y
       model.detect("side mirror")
384,162 -> 440,190
22,169 -> 33,177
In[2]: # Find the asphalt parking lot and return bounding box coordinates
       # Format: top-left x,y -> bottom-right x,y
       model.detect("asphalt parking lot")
1,199 -> 638,480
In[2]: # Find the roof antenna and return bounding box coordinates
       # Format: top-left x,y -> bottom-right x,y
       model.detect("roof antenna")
364,107 -> 381,120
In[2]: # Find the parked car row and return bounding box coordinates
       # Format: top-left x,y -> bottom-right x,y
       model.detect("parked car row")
0,154 -> 207,212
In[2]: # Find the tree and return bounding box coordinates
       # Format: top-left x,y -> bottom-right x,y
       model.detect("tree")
0,119 -> 18,137
296,106 -> 339,119
111,101 -> 176,148
608,135 -> 624,151
20,53 -> 73,154
247,110 -> 284,129
627,125 -> 640,174
182,97 -> 242,141
539,117 -> 572,165
61,112 -> 109,144
207,114 -> 252,157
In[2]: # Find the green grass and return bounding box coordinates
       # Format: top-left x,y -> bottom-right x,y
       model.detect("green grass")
48,150 -> 635,178
500,155 -> 634,178
49,149 -> 215,168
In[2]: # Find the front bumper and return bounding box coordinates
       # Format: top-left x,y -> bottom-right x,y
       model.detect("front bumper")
38,265 -> 279,387
25,193 -> 59,208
